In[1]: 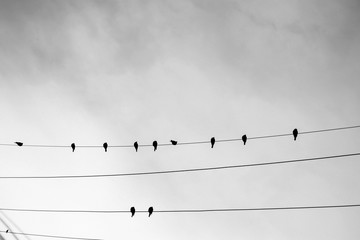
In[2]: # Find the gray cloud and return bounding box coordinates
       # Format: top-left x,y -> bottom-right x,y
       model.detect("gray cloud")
1,0 -> 359,130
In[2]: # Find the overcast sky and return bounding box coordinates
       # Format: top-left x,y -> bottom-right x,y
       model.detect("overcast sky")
1,0 -> 360,239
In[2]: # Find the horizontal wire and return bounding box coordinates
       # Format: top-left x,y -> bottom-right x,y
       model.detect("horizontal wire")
0,152 -> 359,179
0,230 -> 103,240
0,204 -> 359,214
156,204 -> 360,213
0,125 -> 359,148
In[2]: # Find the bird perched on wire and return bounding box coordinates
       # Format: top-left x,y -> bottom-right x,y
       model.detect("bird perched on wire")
103,142 -> 108,152
134,141 -> 138,152
14,142 -> 23,146
153,141 -> 158,151
210,137 -> 215,148
6,230 -> 8,233
148,207 -> 154,217
71,143 -> 76,152
130,207 -> 135,217
242,135 -> 247,145
170,140 -> 177,145
293,128 -> 298,141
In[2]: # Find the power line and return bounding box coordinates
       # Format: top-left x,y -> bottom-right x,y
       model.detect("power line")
0,204 -> 359,214
0,124 -> 359,149
156,204 -> 360,213
0,230 -> 102,240
0,152 -> 359,179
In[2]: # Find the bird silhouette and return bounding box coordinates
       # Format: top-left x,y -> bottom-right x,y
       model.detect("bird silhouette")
210,137 -> 215,148
71,143 -> 76,152
6,230 -> 8,233
103,142 -> 108,152
130,207 -> 135,217
170,140 -> 177,145
293,128 -> 298,141
134,141 -> 138,152
242,135 -> 247,145
153,141 -> 158,151
14,142 -> 23,146
148,207 -> 153,217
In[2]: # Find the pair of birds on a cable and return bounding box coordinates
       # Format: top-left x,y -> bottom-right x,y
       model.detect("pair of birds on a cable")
134,141 -> 160,152
130,206 -> 154,217
70,143 -> 110,152
210,135 -> 247,148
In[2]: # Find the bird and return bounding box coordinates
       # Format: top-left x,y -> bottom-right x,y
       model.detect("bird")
170,140 -> 177,145
153,141 -> 158,151
210,137 -> 215,148
134,141 -> 138,152
14,142 -> 23,146
293,128 -> 298,141
103,142 -> 108,152
130,207 -> 135,217
71,143 -> 76,152
6,230 -> 8,233
242,134 -> 247,145
148,207 -> 154,217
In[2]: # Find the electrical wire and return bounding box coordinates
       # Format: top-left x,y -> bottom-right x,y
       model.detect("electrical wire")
0,230 -> 102,240
0,124 -> 359,148
155,204 -> 360,213
0,152 -> 359,179
0,204 -> 359,214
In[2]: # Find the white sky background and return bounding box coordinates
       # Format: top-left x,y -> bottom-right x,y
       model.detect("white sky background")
0,0 -> 360,239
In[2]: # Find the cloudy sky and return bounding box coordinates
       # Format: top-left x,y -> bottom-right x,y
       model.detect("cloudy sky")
1,0 -> 360,239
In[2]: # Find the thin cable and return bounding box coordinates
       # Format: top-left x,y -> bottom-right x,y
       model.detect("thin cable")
156,204 -> 360,213
1,124 -> 359,148
0,152 -> 359,179
0,230 -> 102,240
0,204 -> 359,214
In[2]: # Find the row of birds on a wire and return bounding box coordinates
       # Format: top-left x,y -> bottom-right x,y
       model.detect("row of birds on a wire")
12,129 -> 299,152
